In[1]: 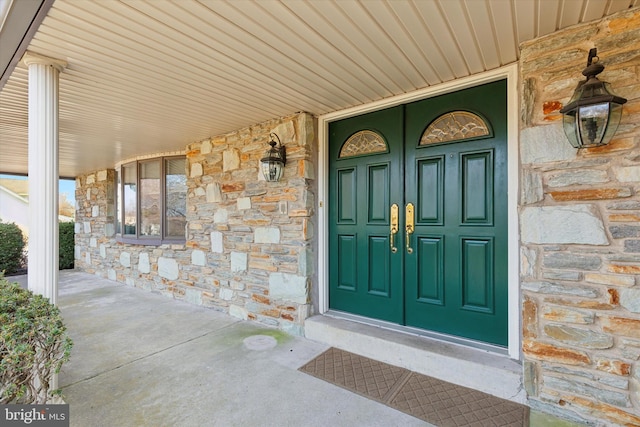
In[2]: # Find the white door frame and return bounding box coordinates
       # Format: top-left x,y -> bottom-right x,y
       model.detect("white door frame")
317,64 -> 520,360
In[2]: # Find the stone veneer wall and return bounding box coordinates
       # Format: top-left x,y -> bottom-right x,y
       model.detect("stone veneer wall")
75,112 -> 317,336
519,8 -> 640,425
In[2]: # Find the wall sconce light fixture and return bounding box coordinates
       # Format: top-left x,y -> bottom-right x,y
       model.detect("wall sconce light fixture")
559,48 -> 627,148
260,133 -> 286,182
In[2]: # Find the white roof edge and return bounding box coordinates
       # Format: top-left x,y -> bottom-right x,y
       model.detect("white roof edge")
0,183 -> 28,204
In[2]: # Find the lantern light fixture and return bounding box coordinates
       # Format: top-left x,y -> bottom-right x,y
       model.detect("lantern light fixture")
559,48 -> 627,149
260,133 -> 286,182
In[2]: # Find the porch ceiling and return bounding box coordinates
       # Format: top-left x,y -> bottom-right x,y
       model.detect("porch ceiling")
0,0 -> 637,178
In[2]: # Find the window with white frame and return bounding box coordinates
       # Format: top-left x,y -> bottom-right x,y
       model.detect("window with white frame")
115,156 -> 186,244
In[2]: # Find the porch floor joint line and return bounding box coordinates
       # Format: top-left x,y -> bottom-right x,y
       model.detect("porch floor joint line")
61,322 -> 241,390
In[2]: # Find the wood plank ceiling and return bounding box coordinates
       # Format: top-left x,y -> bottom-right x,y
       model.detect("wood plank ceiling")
0,0 -> 638,177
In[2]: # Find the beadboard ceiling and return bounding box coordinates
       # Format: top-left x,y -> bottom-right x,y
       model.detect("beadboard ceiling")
0,0 -> 638,177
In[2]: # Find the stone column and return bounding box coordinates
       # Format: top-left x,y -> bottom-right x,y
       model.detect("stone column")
23,52 -> 67,305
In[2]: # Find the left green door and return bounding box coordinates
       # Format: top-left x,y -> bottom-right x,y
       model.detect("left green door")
328,106 -> 404,323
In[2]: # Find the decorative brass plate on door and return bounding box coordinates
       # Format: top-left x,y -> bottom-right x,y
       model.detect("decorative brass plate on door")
390,203 -> 399,253
405,203 -> 414,254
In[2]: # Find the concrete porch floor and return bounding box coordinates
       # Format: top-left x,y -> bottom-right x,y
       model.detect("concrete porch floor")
9,271 -> 429,427
6,271 -> 585,426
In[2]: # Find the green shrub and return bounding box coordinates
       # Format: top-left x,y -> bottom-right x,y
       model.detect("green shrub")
59,222 -> 75,270
0,277 -> 73,403
0,221 -> 25,275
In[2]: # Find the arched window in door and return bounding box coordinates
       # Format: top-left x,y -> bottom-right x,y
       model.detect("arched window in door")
339,130 -> 388,158
420,111 -> 491,145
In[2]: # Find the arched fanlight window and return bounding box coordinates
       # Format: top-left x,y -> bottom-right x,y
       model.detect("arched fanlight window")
339,130 -> 388,158
420,111 -> 491,145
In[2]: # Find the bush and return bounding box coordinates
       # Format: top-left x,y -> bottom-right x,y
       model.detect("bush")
0,222 -> 25,275
59,222 -> 75,270
0,277 -> 73,403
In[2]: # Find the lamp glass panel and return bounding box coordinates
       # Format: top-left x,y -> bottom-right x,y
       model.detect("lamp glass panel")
262,160 -> 283,182
577,103 -> 609,146
562,112 -> 579,148
601,102 -> 624,146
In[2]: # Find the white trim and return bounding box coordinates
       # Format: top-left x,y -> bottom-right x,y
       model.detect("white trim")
22,51 -> 67,72
0,0 -> 14,33
505,65 -> 521,360
317,63 -> 521,360
115,149 -> 186,168
318,115 -> 329,314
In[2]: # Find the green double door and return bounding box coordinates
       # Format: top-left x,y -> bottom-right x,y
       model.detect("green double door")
329,80 -> 508,346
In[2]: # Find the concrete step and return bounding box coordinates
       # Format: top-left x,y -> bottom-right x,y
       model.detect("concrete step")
304,314 -> 526,404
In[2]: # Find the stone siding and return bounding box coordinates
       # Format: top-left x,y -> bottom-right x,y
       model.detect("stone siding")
75,113 -> 317,336
520,8 -> 640,425
74,169 -> 115,263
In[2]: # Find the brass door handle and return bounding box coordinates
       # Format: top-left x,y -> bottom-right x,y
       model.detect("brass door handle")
405,203 -> 414,254
390,204 -> 399,253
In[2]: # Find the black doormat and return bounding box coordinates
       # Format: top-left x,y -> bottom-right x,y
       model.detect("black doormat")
300,347 -> 529,426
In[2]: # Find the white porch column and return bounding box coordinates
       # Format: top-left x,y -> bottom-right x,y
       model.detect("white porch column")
23,52 -> 66,305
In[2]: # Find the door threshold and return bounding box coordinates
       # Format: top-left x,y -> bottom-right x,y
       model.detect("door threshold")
304,312 -> 526,404
327,309 -> 510,355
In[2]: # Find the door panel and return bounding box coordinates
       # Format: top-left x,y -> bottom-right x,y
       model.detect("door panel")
416,235 -> 444,305
417,157 -> 444,224
337,235 -> 356,291
368,164 -> 389,223
461,237 -> 494,313
461,150 -> 493,224
337,168 -> 357,223
369,236 -> 390,296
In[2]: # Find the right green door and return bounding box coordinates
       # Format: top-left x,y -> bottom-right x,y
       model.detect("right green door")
404,80 -> 508,346
329,80 -> 508,347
